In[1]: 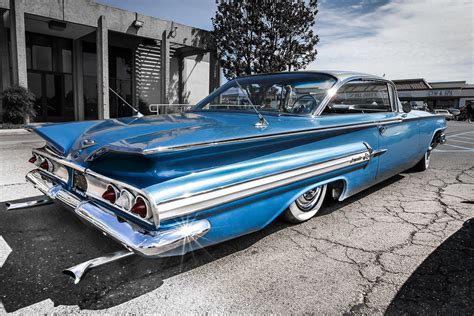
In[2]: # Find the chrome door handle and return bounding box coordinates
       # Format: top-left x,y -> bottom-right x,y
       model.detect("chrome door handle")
378,126 -> 386,135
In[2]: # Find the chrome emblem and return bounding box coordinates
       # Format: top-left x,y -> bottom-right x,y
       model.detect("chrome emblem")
81,139 -> 96,148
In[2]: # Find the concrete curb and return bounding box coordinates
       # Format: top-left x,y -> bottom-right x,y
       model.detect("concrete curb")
0,128 -> 30,135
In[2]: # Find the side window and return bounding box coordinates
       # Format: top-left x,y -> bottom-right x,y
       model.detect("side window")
388,84 -> 400,112
322,80 -> 392,115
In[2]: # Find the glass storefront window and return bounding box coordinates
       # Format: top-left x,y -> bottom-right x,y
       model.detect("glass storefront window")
84,76 -> 98,120
32,45 -> 53,71
27,72 -> 43,117
26,47 -> 32,69
109,46 -> 133,118
25,32 -> 74,122
62,49 -> 72,73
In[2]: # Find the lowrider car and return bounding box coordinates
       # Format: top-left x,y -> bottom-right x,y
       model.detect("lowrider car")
16,71 -> 447,283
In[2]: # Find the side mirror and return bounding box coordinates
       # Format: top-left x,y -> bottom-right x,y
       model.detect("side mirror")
402,103 -> 412,113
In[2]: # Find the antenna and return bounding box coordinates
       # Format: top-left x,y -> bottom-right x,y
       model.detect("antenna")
109,87 -> 143,118
234,79 -> 269,128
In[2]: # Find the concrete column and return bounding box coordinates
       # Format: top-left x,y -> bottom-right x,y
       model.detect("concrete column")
97,15 -> 109,119
73,39 -> 84,121
177,55 -> 186,104
160,30 -> 170,104
9,0 -> 28,88
0,11 -> 8,118
209,50 -> 220,93
0,11 -> 11,93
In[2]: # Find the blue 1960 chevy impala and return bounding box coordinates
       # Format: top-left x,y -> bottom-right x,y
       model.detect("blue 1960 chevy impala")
16,71 -> 446,283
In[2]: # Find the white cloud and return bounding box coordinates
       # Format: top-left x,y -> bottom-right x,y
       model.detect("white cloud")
310,0 -> 474,82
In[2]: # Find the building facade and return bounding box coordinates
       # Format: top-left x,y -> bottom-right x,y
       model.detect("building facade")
393,79 -> 474,111
0,0 -> 220,122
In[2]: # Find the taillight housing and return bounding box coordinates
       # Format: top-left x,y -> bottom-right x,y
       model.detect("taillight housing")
28,155 -> 37,164
39,158 -> 54,172
101,184 -> 152,222
131,196 -> 149,219
102,184 -> 119,204
115,189 -> 134,211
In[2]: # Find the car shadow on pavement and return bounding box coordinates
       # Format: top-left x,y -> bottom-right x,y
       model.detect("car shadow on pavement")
0,196 -> 289,312
0,174 -> 406,312
385,218 -> 474,315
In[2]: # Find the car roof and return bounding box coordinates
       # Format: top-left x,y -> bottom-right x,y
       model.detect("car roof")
237,70 -> 386,82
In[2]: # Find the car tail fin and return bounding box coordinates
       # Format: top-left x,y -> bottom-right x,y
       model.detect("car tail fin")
28,121 -> 98,156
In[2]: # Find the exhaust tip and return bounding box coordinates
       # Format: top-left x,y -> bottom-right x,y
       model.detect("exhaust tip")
62,250 -> 134,284
62,269 -> 85,284
62,260 -> 94,284
62,269 -> 83,285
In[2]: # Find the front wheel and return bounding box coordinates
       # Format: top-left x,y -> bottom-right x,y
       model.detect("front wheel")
282,184 -> 327,224
414,150 -> 431,171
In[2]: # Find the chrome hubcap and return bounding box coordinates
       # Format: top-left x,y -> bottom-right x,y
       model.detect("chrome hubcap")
425,151 -> 431,168
295,187 -> 322,211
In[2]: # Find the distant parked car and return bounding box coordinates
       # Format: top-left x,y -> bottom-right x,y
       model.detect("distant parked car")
447,108 -> 461,120
434,109 -> 453,120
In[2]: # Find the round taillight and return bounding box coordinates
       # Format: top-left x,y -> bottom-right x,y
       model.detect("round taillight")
40,160 -> 49,170
102,185 -> 118,204
115,189 -> 134,211
39,158 -> 54,172
28,155 -> 37,164
131,196 -> 149,219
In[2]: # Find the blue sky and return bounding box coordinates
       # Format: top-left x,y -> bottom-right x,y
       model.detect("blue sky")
98,0 -> 474,82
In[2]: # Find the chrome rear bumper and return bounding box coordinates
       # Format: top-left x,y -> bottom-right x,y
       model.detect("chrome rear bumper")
25,170 -> 211,258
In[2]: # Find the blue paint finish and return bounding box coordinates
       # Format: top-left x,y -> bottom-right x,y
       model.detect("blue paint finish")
27,73 -> 447,256
377,112 -> 420,180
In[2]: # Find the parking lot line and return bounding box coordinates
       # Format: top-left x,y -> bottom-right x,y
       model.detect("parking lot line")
447,130 -> 474,137
449,135 -> 474,140
447,139 -> 474,145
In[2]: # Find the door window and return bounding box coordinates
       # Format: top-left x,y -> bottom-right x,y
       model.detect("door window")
322,80 -> 391,115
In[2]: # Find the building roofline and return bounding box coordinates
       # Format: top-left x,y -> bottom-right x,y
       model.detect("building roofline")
0,0 -> 212,50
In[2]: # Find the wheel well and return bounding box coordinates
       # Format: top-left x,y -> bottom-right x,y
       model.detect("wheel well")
431,129 -> 444,149
327,179 -> 346,200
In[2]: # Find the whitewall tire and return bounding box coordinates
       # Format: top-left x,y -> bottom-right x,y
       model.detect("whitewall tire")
414,150 -> 431,171
283,184 -> 327,224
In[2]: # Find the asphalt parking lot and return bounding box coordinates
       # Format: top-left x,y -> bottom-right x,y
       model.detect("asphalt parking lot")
0,121 -> 473,314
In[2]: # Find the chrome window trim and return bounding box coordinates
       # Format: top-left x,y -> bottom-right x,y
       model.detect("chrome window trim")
157,147 -> 372,220
313,76 -> 396,116
140,118 -> 401,155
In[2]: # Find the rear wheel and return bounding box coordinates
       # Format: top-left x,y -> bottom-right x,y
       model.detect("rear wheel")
414,150 -> 431,171
282,184 -> 327,224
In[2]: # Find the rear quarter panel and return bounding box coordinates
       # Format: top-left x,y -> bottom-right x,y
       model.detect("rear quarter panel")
412,110 -> 447,151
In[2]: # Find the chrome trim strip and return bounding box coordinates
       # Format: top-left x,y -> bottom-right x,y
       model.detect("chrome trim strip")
75,202 -> 211,257
370,148 -> 388,157
141,119 -> 400,154
158,149 -> 372,220
25,170 -> 211,258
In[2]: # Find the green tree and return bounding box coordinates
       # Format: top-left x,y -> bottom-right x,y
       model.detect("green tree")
212,0 -> 319,80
